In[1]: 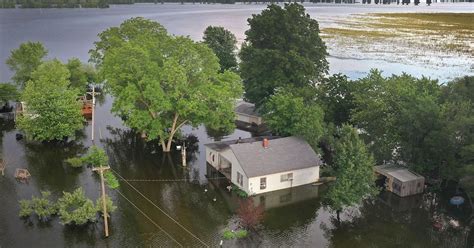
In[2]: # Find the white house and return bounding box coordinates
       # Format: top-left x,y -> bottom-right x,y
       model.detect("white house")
205,136 -> 322,195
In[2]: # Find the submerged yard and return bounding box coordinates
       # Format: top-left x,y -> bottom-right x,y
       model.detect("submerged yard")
322,13 -> 474,76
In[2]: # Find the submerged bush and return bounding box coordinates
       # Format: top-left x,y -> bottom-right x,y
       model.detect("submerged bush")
57,188 -> 97,225
222,229 -> 248,239
65,157 -> 84,168
82,146 -> 108,167
222,229 -> 235,240
19,200 -> 33,218
104,171 -> 119,189
235,229 -> 248,238
18,191 -> 57,221
96,195 -> 117,217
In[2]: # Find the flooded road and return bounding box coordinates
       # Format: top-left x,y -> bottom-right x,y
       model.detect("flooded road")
1,3 -> 473,247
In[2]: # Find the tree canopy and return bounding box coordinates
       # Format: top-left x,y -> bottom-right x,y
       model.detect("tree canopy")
0,83 -> 19,104
66,57 -> 97,91
90,17 -> 243,152
317,74 -> 356,126
17,60 -> 84,141
6,41 -> 48,88
203,26 -> 238,72
240,3 -> 328,106
325,125 -> 378,217
263,89 -> 324,149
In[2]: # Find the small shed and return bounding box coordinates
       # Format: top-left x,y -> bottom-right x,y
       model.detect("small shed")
235,101 -> 263,126
375,165 -> 425,197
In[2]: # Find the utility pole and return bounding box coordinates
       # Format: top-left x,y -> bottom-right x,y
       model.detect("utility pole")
92,166 -> 111,237
181,141 -> 186,167
87,86 -> 100,142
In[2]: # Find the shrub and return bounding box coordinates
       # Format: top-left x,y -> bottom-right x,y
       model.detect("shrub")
235,229 -> 248,238
104,171 -> 119,189
65,157 -> 83,168
96,195 -> 117,217
232,185 -> 248,198
19,199 -> 33,218
222,229 -> 235,240
57,188 -> 97,225
237,198 -> 264,230
82,146 -> 108,167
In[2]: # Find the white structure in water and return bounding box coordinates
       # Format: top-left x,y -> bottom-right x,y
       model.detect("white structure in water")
205,136 -> 322,195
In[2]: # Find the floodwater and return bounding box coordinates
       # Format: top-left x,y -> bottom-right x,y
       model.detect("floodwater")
0,3 -> 473,248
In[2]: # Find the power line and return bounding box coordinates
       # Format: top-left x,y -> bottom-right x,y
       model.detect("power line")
118,177 -> 227,182
111,168 -> 210,248
115,189 -> 183,248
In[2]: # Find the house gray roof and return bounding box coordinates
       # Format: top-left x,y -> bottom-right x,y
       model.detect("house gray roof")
229,136 -> 322,178
204,136 -> 279,152
235,101 -> 260,117
375,165 -> 424,182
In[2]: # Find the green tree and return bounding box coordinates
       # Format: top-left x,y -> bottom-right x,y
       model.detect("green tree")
240,3 -> 328,106
90,17 -> 243,152
16,60 -> 84,141
317,74 -> 356,126
66,57 -> 97,91
263,89 -> 324,149
202,26 -> 238,72
352,70 -> 442,175
325,125 -> 378,221
82,146 -> 119,189
0,83 -> 19,104
6,41 -> 48,88
57,188 -> 97,225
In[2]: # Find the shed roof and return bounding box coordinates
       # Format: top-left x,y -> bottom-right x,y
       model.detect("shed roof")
235,101 -> 260,117
375,165 -> 424,182
229,136 -> 322,178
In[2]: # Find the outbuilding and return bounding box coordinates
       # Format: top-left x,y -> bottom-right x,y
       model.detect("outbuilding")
205,136 -> 322,195
375,165 -> 425,197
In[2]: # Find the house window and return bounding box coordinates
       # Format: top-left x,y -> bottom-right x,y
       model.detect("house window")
260,177 -> 266,190
237,171 -> 243,186
281,173 -> 293,182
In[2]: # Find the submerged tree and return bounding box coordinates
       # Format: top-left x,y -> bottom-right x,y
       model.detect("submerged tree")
325,125 -> 378,221
6,41 -> 48,88
263,89 -> 324,149
66,57 -> 97,91
240,3 -> 328,106
0,83 -> 19,105
202,26 -> 238,72
17,60 -> 84,141
90,17 -> 242,152
236,198 -> 264,230
57,188 -> 97,225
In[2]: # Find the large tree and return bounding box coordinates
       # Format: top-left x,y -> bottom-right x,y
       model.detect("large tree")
202,26 -> 238,72
6,41 -> 48,88
352,70 -> 442,175
240,3 -> 328,106
90,17 -> 242,152
17,60 -> 84,141
0,83 -> 19,104
66,57 -> 97,91
325,125 -> 378,221
263,88 -> 324,149
317,74 -> 356,126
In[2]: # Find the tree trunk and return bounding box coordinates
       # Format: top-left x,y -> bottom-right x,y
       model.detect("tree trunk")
161,113 -> 187,152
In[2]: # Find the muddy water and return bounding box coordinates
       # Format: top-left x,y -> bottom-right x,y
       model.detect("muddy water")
0,3 -> 473,247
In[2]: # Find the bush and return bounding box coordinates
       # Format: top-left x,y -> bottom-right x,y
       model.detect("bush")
18,191 -> 57,221
96,195 -> 117,217
232,185 -> 248,198
104,171 -> 119,189
19,199 -> 33,218
65,157 -> 83,168
237,198 -> 264,230
82,146 -> 108,167
57,188 -> 97,225
235,229 -> 248,238
222,229 -> 235,240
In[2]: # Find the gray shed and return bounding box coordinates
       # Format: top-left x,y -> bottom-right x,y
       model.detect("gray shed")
375,165 -> 425,197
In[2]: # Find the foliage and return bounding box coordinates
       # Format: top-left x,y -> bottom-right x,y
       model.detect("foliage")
90,17 -> 243,152
18,191 -> 57,221
0,83 -> 19,104
240,3 -> 328,106
57,188 -> 97,225
65,157 -> 84,168
203,26 -> 238,72
19,199 -> 33,218
235,229 -> 248,238
82,146 -> 108,167
222,229 -> 235,240
232,185 -> 248,198
317,74 -> 356,126
352,70 -> 442,174
263,89 -> 324,149
104,171 -> 119,189
96,195 -> 117,216
66,58 -> 97,91
6,41 -> 47,88
325,125 -> 378,213
236,198 -> 264,230
16,60 -> 84,141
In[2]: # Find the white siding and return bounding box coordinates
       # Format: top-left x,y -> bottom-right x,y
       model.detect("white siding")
205,147 -> 220,169
236,113 -> 263,125
220,150 -> 250,194
248,166 -> 319,195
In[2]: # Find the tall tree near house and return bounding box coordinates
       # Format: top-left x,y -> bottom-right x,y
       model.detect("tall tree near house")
16,60 -> 84,142
202,26 -> 238,72
263,88 -> 324,149
317,74 -> 356,126
90,18 -> 243,152
325,124 -> 378,221
6,41 -> 48,88
239,3 -> 328,106
66,57 -> 97,91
